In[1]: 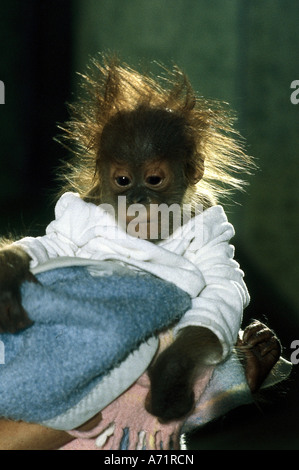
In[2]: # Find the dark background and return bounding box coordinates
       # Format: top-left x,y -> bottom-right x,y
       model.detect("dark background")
0,0 -> 298,449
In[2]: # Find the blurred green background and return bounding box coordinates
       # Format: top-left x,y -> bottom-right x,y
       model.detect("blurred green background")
0,0 -> 298,449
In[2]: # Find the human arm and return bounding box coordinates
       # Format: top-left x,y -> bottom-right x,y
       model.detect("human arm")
0,419 -> 72,450
0,413 -> 102,450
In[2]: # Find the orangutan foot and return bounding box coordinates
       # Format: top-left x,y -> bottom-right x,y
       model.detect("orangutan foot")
237,320 -> 281,392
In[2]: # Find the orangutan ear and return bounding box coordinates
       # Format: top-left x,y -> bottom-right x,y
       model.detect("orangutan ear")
193,166 -> 204,184
185,161 -> 204,185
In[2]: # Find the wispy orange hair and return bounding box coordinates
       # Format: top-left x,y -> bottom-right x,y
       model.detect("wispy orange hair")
56,53 -> 254,208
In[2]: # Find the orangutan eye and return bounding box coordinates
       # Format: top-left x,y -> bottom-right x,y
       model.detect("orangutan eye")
146,175 -> 163,186
115,176 -> 131,187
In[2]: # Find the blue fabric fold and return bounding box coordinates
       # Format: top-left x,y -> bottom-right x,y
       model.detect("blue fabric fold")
0,265 -> 191,423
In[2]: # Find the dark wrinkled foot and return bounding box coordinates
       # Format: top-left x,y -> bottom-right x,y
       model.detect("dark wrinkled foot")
237,320 -> 281,392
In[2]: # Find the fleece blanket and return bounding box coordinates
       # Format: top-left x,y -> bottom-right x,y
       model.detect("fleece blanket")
0,257 -> 292,441
0,259 -> 191,427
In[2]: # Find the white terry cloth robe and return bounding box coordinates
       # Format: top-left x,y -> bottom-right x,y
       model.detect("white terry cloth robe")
14,192 -> 250,363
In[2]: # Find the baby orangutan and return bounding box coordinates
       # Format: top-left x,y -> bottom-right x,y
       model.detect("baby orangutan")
0,55 -> 281,424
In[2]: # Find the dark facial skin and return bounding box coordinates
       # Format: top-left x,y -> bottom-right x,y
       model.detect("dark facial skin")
98,107 -> 193,241
100,157 -> 186,241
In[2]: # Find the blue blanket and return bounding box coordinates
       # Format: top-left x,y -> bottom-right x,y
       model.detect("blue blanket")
0,263 -> 191,424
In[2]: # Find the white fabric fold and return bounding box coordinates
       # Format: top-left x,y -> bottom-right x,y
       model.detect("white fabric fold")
14,192 -> 250,360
